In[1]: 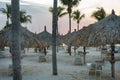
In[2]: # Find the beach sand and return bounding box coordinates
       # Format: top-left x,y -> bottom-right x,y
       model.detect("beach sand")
0,46 -> 120,80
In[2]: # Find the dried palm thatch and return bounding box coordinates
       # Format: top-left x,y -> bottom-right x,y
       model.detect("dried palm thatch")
75,25 -> 94,47
75,10 -> 120,47
60,32 -> 70,45
61,26 -> 94,47
61,30 -> 80,46
37,26 -> 62,47
87,10 -> 120,46
76,10 -> 120,78
35,35 -> 49,48
0,26 -> 44,48
37,26 -> 52,45
55,35 -> 62,46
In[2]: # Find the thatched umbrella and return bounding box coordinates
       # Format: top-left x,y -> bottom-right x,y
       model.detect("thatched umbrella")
88,14 -> 120,46
62,29 -> 80,46
61,29 -> 81,55
60,32 -> 72,55
68,27 -> 93,64
62,25 -> 94,48
0,26 -> 43,49
75,25 -> 95,47
37,26 -> 52,46
77,10 -> 120,78
37,26 -> 62,53
37,26 -> 53,55
61,27 -> 93,63
62,30 -> 88,65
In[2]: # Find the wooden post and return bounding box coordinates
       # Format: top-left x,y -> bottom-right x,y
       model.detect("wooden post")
110,43 -> 115,78
83,52 -> 87,64
83,46 -> 86,64
68,46 -> 71,56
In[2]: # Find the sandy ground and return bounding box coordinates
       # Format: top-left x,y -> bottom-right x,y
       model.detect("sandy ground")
0,46 -> 120,80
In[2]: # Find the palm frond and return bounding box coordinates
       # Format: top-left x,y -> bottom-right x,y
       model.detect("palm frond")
91,7 -> 106,21
59,12 -> 67,17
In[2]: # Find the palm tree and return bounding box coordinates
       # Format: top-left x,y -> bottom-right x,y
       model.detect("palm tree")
52,0 -> 58,75
49,6 -> 67,34
49,6 -> 67,20
49,6 -> 67,52
0,4 -> 11,28
91,7 -> 107,64
91,7 -> 106,21
60,0 -> 81,33
11,0 -> 22,80
0,4 -> 11,50
91,7 -> 106,50
72,10 -> 85,31
20,10 -> 32,24
60,0 -> 81,56
0,4 -> 31,29
72,10 -> 85,62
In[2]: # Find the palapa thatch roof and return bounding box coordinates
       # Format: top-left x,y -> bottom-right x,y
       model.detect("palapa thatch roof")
37,26 -> 63,46
37,26 -> 52,45
61,29 -> 80,46
76,10 -> 120,47
56,33 -> 63,45
0,26 -> 43,48
88,10 -> 120,46
75,25 -> 94,46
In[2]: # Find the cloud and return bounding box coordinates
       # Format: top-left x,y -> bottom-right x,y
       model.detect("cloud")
1,0 -> 120,34
0,1 -> 51,31
20,5 -> 49,14
0,0 -> 10,3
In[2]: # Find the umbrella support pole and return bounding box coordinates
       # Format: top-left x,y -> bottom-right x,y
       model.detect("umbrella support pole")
74,46 -> 76,53
110,44 -> 115,78
34,47 -> 37,53
109,60 -> 116,78
83,52 -> 86,64
68,46 -> 71,56
83,46 -> 86,64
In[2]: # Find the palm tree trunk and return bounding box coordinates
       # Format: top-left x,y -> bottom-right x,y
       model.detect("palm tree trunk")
68,13 -> 72,55
56,19 -> 59,53
7,17 -> 9,25
77,22 -> 79,31
52,0 -> 58,75
56,18 -> 59,35
11,0 -> 22,80
69,13 -> 71,33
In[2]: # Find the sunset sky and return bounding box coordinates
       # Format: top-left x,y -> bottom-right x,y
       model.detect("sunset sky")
0,0 -> 120,34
